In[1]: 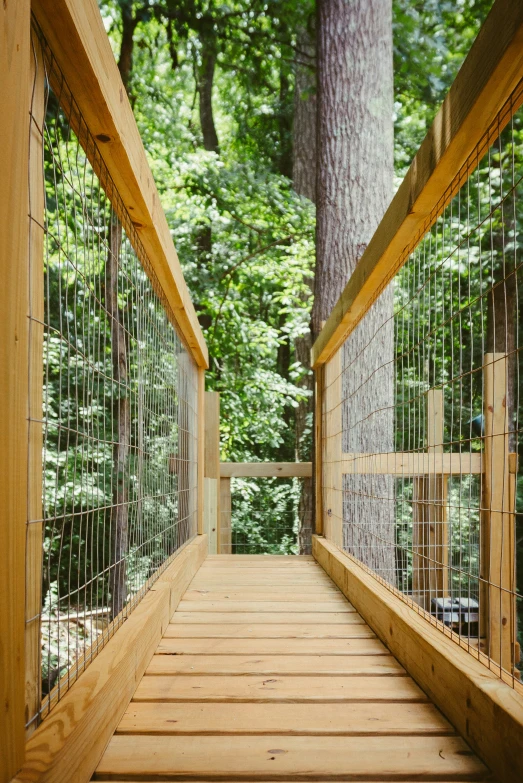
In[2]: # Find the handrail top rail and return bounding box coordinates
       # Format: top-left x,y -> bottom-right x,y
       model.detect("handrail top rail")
311,0 -> 523,369
220,462 -> 312,478
32,0 -> 208,369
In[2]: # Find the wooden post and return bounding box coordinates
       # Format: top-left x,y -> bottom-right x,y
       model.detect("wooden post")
0,1 -> 31,778
220,478 -> 232,554
322,349 -> 343,547
481,353 -> 515,672
25,28 -> 46,738
197,369 -> 205,535
204,391 -> 220,554
314,366 -> 324,536
412,389 -> 449,610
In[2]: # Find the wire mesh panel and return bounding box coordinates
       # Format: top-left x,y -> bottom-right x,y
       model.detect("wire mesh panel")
26,24 -> 198,729
322,78 -> 523,687
230,478 -> 300,554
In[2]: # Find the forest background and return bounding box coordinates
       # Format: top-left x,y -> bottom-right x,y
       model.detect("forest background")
99,0 -> 494,552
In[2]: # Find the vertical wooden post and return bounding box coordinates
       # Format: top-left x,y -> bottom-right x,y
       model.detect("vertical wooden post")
0,2 -> 31,778
481,353 -> 515,672
204,391 -> 220,554
25,28 -> 46,738
220,477 -> 232,554
413,389 -> 448,610
197,368 -> 205,535
323,350 -> 343,547
314,366 -> 324,536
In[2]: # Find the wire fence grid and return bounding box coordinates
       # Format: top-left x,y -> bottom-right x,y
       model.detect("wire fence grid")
323,77 -> 523,688
26,22 -> 198,728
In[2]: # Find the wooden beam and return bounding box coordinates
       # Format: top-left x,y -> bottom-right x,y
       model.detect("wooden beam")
313,535 -> 523,783
220,462 -> 313,478
311,0 -> 523,368
314,366 -> 324,536
13,535 -> 207,783
323,350 -> 343,546
481,353 -> 515,673
220,478 -> 232,554
204,392 -> 220,552
341,451 -> 482,475
0,2 -> 31,779
197,369 -> 205,535
31,0 -> 208,369
25,27 -> 46,739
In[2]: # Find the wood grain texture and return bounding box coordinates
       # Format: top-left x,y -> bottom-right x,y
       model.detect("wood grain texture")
146,653 -> 400,676
94,735 -> 486,779
182,589 -> 345,601
171,611 -> 360,624
132,674 -> 427,703
312,0 -> 523,368
220,462 -> 313,477
156,637 -> 379,654
0,1 -> 31,778
116,701 -> 454,736
176,601 -> 356,613
163,622 -> 372,638
31,0 -> 208,368
313,534 -> 523,783
13,536 -> 207,783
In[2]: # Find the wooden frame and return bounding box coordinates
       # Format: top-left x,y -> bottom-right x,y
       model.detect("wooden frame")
313,535 -> 523,783
220,462 -> 313,478
13,535 -> 207,783
31,0 -> 208,369
311,0 -> 523,368
204,392 -> 220,553
0,2 -> 32,780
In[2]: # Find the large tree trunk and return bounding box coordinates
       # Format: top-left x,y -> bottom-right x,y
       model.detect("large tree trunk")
314,0 -> 395,582
293,25 -> 316,554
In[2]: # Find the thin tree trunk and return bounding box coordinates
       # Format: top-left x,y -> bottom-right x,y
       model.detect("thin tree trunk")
314,0 -> 395,582
197,47 -> 220,153
293,25 -> 316,554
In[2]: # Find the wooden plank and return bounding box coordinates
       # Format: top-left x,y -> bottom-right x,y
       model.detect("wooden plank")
203,479 -> 217,554
0,1 -> 31,778
13,536 -> 207,783
146,653 -> 400,676
204,391 -> 220,551
313,534 -> 523,783
24,27 -> 46,741
341,451 -> 483,475
31,0 -> 208,368
199,560 -> 322,568
171,611 -> 358,624
116,701 -> 454,736
205,555 -> 315,560
220,462 -> 312,477
164,622 -> 371,638
187,582 -> 339,592
183,590 -> 343,601
311,0 -> 523,368
219,477 -> 232,553
176,600 -> 355,613
481,353 -> 515,672
95,734 -> 486,779
196,369 -> 205,535
412,389 -> 449,609
133,674 -> 428,703
323,350 -> 343,545
314,365 -> 324,536
157,638 -> 380,654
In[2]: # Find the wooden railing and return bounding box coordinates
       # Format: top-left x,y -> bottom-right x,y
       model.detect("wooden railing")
311,1 -> 523,780
1,2 -> 209,781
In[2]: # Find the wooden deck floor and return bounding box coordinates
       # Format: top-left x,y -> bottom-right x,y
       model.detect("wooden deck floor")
93,555 -> 490,781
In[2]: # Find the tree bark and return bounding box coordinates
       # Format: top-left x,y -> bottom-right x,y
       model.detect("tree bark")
293,25 -> 316,554
197,46 -> 220,153
314,0 -> 395,582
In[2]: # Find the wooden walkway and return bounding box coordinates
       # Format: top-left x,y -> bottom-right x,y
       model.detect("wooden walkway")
94,555 -> 490,781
